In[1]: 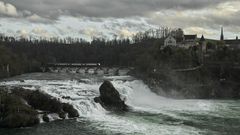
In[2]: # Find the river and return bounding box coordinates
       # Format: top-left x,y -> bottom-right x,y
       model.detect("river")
0,72 -> 239,135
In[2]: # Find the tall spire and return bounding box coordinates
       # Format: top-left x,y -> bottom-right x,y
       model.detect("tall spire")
220,27 -> 224,41
200,34 -> 205,42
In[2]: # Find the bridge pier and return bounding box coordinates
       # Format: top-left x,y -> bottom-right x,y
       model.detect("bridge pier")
76,68 -> 84,73
40,67 -> 46,72
76,68 -> 80,73
56,67 -> 61,73
96,68 -> 104,75
115,68 -> 120,76
94,68 -> 98,74
85,68 -> 89,74
103,68 -> 110,74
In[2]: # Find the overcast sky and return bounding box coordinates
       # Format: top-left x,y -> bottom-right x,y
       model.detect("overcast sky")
0,0 -> 239,40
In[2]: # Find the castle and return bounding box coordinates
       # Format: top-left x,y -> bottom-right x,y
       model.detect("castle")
164,27 -> 240,49
164,33 -> 198,48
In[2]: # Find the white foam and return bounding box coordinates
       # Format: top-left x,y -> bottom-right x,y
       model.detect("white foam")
0,74 -> 230,135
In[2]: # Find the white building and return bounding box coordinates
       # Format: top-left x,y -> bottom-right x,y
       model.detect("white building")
182,35 -> 198,48
164,34 -> 198,49
164,35 -> 177,47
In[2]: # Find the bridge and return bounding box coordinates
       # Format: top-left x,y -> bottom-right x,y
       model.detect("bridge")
41,63 -> 133,75
46,63 -> 101,68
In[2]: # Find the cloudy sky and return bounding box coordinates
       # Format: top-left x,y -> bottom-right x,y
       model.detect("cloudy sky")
0,0 -> 240,40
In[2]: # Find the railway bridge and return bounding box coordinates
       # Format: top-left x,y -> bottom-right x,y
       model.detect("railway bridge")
41,63 -> 133,75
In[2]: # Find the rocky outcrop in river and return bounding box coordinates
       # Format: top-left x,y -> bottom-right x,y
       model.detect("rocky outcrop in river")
0,87 -> 79,128
0,90 -> 39,128
94,81 -> 128,111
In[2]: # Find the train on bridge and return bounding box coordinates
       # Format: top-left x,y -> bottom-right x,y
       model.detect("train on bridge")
46,63 -> 101,68
41,63 -> 133,75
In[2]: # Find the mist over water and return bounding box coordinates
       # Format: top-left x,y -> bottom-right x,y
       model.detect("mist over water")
0,72 -> 240,135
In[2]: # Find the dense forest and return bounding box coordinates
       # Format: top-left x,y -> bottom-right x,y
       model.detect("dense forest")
0,28 -> 240,98
0,28 -> 175,78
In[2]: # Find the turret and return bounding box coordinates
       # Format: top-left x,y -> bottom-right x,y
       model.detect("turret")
220,27 -> 224,41
200,35 -> 205,42
200,35 -> 206,53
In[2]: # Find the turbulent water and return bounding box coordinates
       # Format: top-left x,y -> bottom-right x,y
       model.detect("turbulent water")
0,72 -> 239,135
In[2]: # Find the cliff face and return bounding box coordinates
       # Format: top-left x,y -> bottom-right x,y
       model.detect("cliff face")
132,67 -> 240,99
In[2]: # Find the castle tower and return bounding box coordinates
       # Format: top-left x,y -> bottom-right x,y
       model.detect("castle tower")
200,35 -> 206,53
220,27 -> 224,41
199,35 -> 206,65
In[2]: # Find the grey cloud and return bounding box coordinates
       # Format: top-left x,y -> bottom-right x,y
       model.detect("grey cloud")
1,0 -> 240,40
0,1 -> 18,17
3,0 -> 236,19
0,1 -> 54,24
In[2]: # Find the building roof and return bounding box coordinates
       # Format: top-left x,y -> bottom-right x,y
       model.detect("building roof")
175,37 -> 184,42
224,39 -> 240,45
200,35 -> 205,41
184,35 -> 197,40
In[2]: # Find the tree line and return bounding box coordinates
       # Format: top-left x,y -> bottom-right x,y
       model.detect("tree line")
0,28 -> 174,78
1,27 -> 239,82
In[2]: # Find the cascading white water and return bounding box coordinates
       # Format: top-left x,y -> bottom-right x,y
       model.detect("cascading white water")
0,75 -> 167,134
0,76 -> 147,116
1,73 -> 239,135
0,75 -> 216,117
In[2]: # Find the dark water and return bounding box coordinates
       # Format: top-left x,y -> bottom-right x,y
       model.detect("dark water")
0,73 -> 240,135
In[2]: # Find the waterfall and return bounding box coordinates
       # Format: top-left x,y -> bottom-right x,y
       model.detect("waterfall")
1,73 -> 238,135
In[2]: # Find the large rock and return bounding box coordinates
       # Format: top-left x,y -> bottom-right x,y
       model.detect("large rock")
94,81 -> 128,111
12,88 -> 79,120
42,114 -> 50,123
0,87 -> 80,128
62,103 -> 79,118
0,91 -> 39,128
